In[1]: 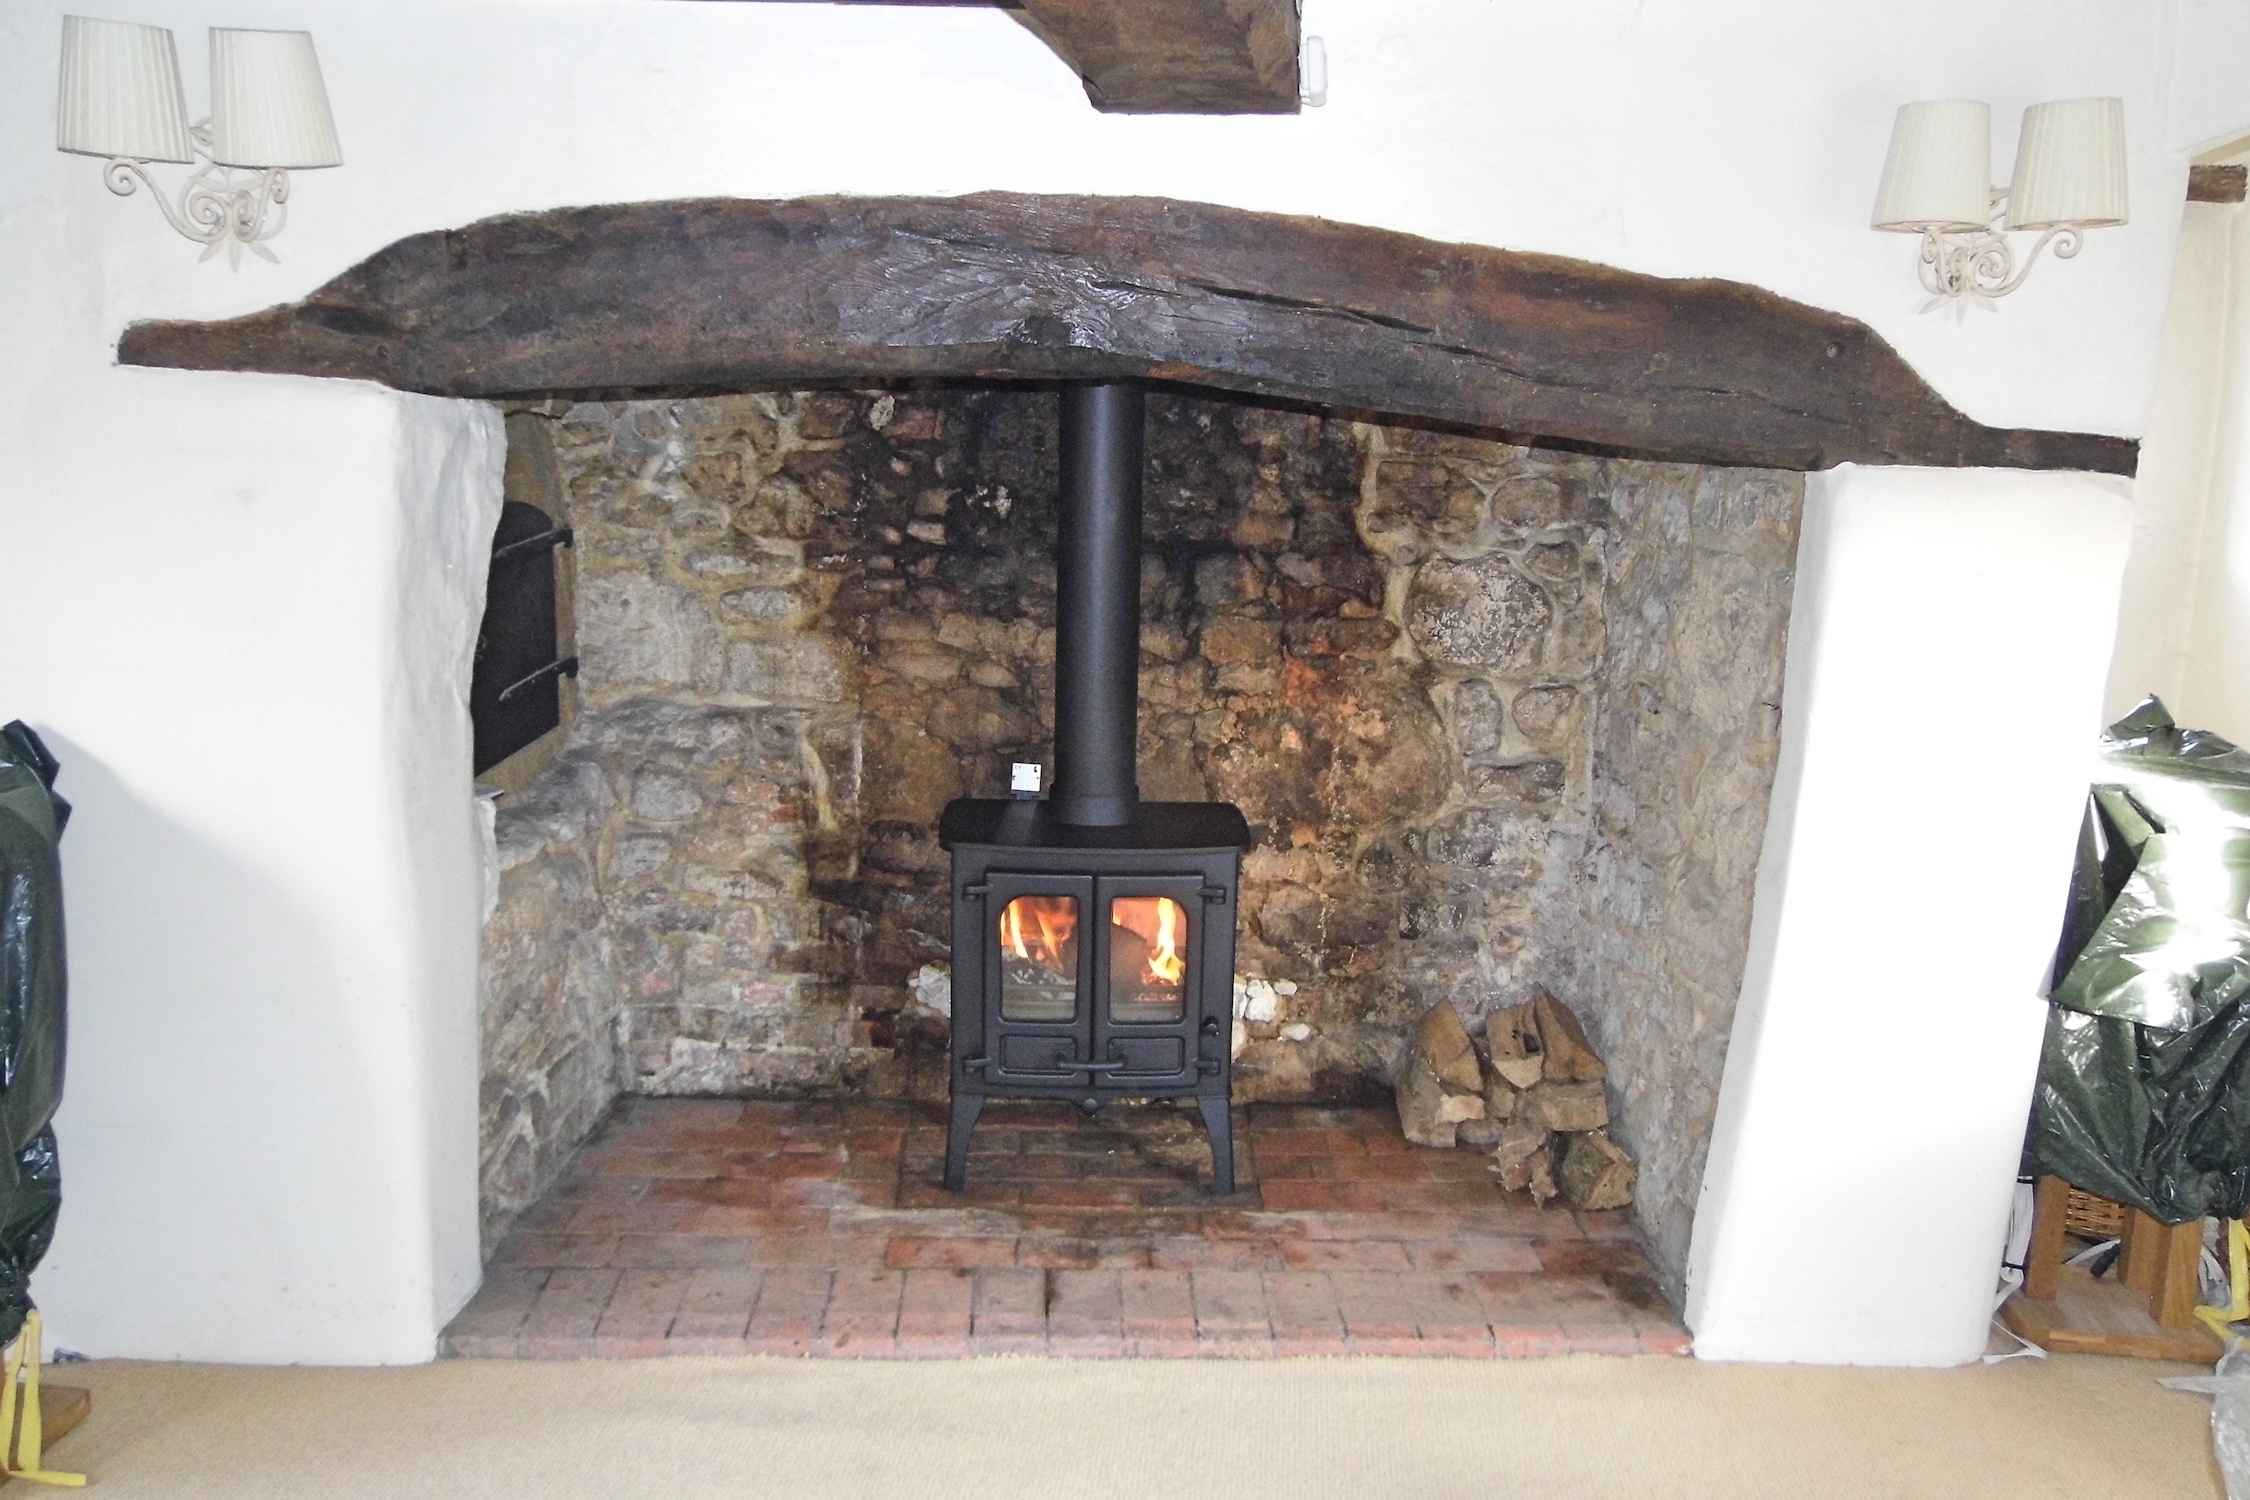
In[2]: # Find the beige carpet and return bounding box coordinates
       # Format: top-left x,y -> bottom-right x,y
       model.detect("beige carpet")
27,1352 -> 2224,1499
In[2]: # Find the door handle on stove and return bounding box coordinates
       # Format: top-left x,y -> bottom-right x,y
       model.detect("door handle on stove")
969,1054 -> 1125,1073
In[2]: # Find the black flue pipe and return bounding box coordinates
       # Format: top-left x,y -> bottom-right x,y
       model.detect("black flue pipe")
1050,383 -> 1143,827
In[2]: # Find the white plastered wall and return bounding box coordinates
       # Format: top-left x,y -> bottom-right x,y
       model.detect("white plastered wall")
0,0 -> 2235,1361
1688,467 -> 2134,1364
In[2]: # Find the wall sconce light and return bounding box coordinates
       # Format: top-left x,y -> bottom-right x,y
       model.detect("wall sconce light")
56,15 -> 341,268
1874,97 -> 2127,317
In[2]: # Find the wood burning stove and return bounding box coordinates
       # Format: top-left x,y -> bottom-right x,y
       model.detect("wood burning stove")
939,384 -> 1250,1194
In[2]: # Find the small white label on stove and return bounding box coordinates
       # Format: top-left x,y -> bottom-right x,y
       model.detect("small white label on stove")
1010,762 -> 1042,797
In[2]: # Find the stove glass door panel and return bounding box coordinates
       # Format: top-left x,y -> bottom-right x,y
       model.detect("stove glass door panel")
985,873 -> 1094,1084
1107,895 -> 1188,1024
999,893 -> 1082,1022
1093,875 -> 1205,1088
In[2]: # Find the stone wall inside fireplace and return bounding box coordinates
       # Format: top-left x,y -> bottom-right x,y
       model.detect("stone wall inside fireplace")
477,385 -> 1802,1289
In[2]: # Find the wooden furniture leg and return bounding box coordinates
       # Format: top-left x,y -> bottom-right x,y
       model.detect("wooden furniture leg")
2024,1176 -> 2070,1300
2001,1188 -> 2222,1360
2119,1208 -> 2162,1294
2119,1206 -> 2207,1330
2150,1217 -> 2207,1330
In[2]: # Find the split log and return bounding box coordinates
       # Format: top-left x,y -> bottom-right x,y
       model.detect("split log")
1485,1002 -> 1545,1091
1397,1004 -> 1486,1147
1489,1121 -> 1549,1192
114,194 -> 2137,476
1417,1002 -> 1486,1096
1557,1130 -> 1636,1211
1455,1115 -> 1507,1151
1521,1079 -> 1609,1134
1394,1067 -> 1452,1148
1532,989 -> 1606,1083
1525,1144 -> 1559,1206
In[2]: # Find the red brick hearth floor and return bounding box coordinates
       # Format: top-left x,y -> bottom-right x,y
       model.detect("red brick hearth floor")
444,1098 -> 1690,1359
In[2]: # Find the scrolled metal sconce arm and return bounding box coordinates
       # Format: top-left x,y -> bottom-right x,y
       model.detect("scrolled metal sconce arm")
1915,208 -> 2086,319
101,122 -> 290,268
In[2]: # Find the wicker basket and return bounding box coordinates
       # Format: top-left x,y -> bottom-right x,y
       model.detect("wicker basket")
2064,1186 -> 2129,1241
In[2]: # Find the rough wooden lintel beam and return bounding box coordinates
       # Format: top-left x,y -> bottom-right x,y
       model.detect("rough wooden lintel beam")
115,194 -> 2134,476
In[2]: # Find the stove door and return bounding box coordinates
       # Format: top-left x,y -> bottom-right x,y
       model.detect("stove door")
984,873 -> 1096,1085
1093,875 -> 1207,1089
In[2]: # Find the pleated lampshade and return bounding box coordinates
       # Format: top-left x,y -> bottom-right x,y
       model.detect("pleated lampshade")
56,15 -> 193,163
1872,101 -> 1993,231
2008,98 -> 2128,229
209,28 -> 342,169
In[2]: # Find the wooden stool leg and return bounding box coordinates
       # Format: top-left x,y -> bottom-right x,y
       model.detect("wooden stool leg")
2024,1177 -> 2070,1301
2151,1218 -> 2207,1331
2120,1208 -> 2169,1295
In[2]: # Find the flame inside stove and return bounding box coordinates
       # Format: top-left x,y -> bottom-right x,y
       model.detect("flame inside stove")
1111,896 -> 1188,989
1001,896 -> 1078,975
999,895 -> 1188,991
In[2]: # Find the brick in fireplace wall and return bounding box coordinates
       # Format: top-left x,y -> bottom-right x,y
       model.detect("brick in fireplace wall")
476,386 -> 1801,1297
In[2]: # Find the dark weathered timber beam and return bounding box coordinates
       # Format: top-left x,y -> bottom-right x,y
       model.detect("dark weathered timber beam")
1014,0 -> 1296,113
115,194 -> 2134,475
2189,164 -> 2248,204
688,0 -> 1295,113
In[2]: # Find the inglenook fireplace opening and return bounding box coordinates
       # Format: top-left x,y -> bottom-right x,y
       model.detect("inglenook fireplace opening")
941,383 -> 1251,1193
109,191 -> 2143,1361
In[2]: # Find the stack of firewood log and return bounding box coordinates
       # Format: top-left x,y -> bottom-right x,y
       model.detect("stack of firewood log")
1395,987 -> 1636,1211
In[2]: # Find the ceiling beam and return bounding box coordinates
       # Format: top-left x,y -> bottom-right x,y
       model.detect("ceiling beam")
2189,164 -> 2248,204
114,193 -> 2132,475
689,0 -> 1298,113
1012,0 -> 1296,114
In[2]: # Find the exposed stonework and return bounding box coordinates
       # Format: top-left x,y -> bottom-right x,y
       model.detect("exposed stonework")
1552,463 -> 1803,1297
478,761 -> 626,1253
475,385 -> 1801,1287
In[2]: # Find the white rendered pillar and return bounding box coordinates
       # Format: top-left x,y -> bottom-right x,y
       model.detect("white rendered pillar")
1686,464 -> 2132,1365
24,382 -> 499,1363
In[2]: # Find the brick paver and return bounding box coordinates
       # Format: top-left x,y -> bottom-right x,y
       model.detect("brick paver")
1120,1270 -> 1198,1356
669,1267 -> 761,1353
444,1098 -> 1689,1359
1264,1270 -> 1348,1357
1046,1269 -> 1125,1357
519,1267 -> 622,1357
970,1267 -> 1048,1355
744,1269 -> 832,1355
1190,1270 -> 1272,1353
593,1268 -> 693,1356
894,1268 -> 975,1357
819,1269 -> 905,1355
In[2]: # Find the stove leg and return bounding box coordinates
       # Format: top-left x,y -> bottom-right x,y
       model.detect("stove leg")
1198,1095 -> 1236,1195
943,1092 -> 985,1193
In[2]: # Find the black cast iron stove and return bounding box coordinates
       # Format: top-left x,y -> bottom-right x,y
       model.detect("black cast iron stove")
939,384 -> 1250,1194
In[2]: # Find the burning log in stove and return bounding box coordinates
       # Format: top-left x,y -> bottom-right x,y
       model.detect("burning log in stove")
1398,987 -> 1636,1211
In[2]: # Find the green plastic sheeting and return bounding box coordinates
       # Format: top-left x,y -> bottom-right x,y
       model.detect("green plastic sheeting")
2032,700 -> 2250,1223
0,724 -> 67,1347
